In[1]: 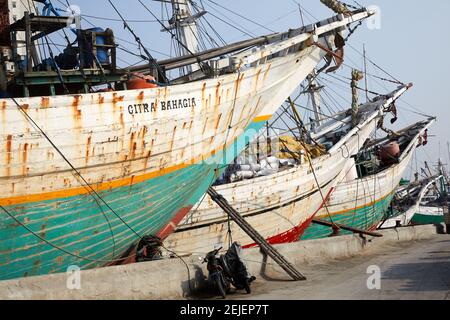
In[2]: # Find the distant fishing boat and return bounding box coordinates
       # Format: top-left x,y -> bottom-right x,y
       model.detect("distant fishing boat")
411,162 -> 449,226
0,0 -> 373,280
412,206 -> 446,225
301,118 -> 435,240
379,175 -> 442,229
165,84 -> 411,255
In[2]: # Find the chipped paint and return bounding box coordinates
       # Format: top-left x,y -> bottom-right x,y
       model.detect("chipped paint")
166,109 -> 381,255
0,31 -> 338,280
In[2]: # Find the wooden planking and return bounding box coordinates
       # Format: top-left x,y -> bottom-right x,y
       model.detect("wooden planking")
0,44 -> 325,202
165,112 -> 378,254
0,37 -> 333,280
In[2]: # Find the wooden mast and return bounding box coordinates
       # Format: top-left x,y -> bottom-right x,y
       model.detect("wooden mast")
307,71 -> 323,132
169,0 -> 204,73
363,44 -> 369,102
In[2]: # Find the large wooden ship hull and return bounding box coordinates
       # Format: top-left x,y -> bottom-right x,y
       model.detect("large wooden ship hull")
301,118 -> 435,240
164,87 -> 410,255
0,10 -> 373,280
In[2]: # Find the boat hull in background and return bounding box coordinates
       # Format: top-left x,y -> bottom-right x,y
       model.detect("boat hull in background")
379,177 -> 442,229
412,206 -> 445,225
301,121 -> 433,240
165,111 -> 379,255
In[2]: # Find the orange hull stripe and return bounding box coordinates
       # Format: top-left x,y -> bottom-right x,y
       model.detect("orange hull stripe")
317,191 -> 394,218
0,114 -> 273,207
253,115 -> 272,123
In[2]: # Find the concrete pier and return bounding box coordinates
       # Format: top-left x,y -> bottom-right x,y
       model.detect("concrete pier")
234,234 -> 450,300
0,224 -> 446,300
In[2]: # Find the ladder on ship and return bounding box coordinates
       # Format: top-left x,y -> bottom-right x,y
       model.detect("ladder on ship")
207,187 -> 307,281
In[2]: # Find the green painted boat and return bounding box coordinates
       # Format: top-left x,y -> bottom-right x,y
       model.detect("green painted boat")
411,206 -> 445,225
301,118 -> 435,240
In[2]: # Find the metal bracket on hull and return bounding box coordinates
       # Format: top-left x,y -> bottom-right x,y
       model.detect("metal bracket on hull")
207,187 -> 307,281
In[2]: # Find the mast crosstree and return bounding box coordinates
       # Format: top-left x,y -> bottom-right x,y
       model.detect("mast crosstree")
167,0 -> 205,73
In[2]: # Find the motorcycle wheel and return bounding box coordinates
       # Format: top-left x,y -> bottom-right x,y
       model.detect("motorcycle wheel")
215,277 -> 227,299
225,281 -> 232,294
244,279 -> 251,294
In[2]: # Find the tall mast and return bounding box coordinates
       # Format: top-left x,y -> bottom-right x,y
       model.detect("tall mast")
351,69 -> 364,126
363,44 -> 369,102
447,141 -> 450,177
307,71 -> 323,132
169,0 -> 203,73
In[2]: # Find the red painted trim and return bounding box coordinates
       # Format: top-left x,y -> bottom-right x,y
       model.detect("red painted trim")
243,187 -> 335,248
112,205 -> 194,266
368,221 -> 382,232
157,205 -> 194,239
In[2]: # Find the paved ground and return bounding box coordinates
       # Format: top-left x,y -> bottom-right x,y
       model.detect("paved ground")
226,235 -> 450,300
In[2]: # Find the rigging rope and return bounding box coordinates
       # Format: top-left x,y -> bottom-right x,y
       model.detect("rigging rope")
107,0 -> 169,82
137,0 -> 213,74
204,0 -> 275,33
7,96 -> 142,252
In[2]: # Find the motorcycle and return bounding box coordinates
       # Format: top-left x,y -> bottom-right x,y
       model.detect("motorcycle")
221,242 -> 256,294
203,246 -> 230,298
203,242 -> 256,298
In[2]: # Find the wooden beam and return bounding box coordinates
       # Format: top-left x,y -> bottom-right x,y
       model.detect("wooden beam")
126,35 -> 275,73
312,219 -> 383,237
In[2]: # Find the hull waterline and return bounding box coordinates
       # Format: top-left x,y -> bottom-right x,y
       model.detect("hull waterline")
301,119 -> 434,240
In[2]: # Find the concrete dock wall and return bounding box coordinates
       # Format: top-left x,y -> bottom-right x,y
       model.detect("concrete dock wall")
0,224 -> 443,300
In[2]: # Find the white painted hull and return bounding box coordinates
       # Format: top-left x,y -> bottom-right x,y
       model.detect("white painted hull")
381,205 -> 419,229
380,178 -> 442,229
165,106 -> 382,255
0,10 -> 375,279
417,206 -> 444,216
320,150 -> 414,223
303,119 -> 435,240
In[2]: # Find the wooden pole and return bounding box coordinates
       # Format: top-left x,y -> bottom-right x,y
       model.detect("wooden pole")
208,187 -> 307,281
363,44 -> 369,102
312,219 -> 383,237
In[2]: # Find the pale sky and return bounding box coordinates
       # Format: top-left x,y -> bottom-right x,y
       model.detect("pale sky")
43,0 -> 450,177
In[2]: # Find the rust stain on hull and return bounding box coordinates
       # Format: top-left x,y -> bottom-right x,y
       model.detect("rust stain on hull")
86,136 -> 92,164
137,91 -> 145,103
263,64 -> 272,82
22,143 -> 29,176
41,98 -> 50,109
5,134 -> 12,177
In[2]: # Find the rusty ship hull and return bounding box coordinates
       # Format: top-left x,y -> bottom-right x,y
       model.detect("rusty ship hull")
0,9 -> 373,280
0,35 -> 328,281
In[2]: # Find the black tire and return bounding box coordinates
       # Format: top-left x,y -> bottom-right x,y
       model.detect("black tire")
226,282 -> 232,294
215,277 -> 227,299
244,279 -> 251,294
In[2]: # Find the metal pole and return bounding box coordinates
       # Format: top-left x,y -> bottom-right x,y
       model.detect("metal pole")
296,1 -> 305,27
307,71 -> 322,131
170,0 -> 200,73
24,11 -> 32,72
